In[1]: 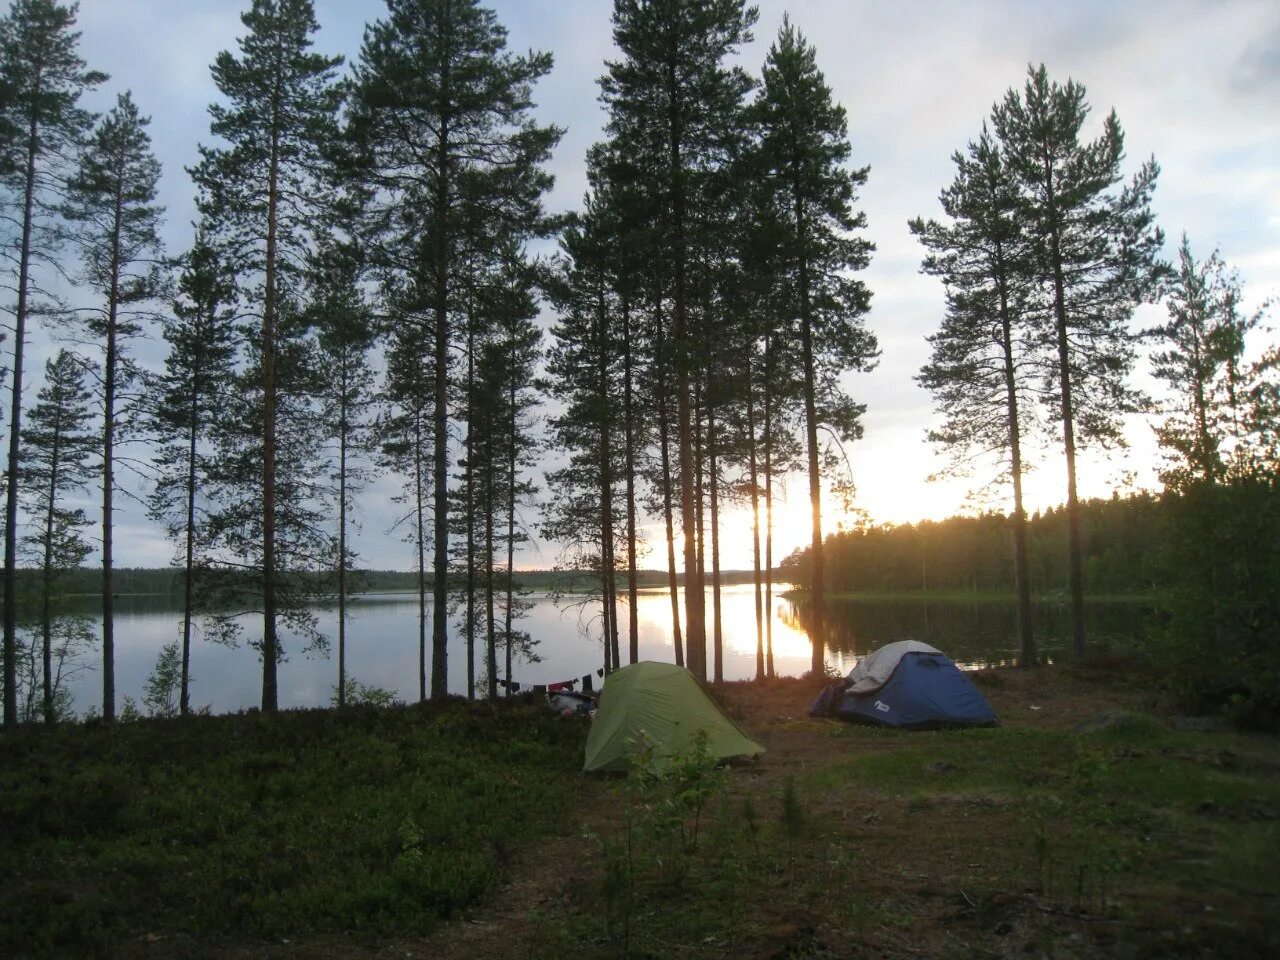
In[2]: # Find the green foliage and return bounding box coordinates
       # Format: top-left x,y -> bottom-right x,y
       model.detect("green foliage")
1149,237 -> 1263,486
18,351 -> 98,573
142,642 -> 181,718
594,729 -> 731,954
787,491 -> 1164,596
330,676 -> 398,708
0,699 -> 585,954
1154,477 -> 1280,726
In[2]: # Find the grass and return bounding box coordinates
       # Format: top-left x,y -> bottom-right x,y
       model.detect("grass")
4,669 -> 1279,959
521,703 -> 1280,960
0,698 -> 588,958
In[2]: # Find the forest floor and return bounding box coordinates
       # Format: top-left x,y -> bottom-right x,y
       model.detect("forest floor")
5,661 -> 1279,959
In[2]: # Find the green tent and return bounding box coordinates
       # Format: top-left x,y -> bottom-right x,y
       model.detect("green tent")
583,661 -> 765,772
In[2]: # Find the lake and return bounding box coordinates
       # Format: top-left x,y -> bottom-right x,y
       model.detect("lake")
40,584 -> 1151,715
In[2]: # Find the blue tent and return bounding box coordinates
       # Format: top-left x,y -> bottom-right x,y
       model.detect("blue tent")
812,640 -> 997,729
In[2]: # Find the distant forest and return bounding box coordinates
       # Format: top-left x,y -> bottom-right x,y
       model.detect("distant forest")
781,493 -> 1162,597
11,566 -> 765,600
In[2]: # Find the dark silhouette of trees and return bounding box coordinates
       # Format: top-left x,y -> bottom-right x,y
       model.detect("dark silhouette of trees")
912,130 -> 1047,666
145,231 -> 238,716
63,90 -> 165,721
189,0 -> 343,711
751,18 -> 876,675
0,0 -> 105,727
350,0 -> 560,699
993,65 -> 1164,658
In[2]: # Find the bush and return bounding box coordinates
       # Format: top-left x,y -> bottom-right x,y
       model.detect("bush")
1155,476 -> 1280,728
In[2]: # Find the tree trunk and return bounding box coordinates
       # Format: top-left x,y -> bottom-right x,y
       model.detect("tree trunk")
797,211 -> 827,679
414,413 -> 427,702
995,241 -> 1035,667
260,105 -> 281,713
746,352 -> 765,682
667,63 -> 705,681
101,168 -> 125,722
41,405 -> 62,725
763,332 -> 776,678
430,68 -> 452,701
465,319 -> 477,699
181,376 -> 200,716
336,362 -> 349,707
708,399 -> 723,683
504,325 -> 518,692
656,322 -> 684,666
595,285 -> 619,673
4,92 -> 42,728
622,293 -> 639,664
1043,161 -> 1086,658
485,465 -> 497,701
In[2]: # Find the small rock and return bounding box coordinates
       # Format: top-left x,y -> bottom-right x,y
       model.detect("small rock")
927,761 -> 956,774
1074,711 -> 1137,733
1172,714 -> 1231,733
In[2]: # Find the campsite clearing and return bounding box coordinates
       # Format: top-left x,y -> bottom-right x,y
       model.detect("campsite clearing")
4,662 -> 1278,959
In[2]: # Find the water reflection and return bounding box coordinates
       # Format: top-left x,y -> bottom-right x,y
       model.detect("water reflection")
38,584 -> 1150,716
780,595 -> 1151,671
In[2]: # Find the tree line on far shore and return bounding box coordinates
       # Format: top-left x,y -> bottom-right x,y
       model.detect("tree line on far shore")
1,0 -> 1274,727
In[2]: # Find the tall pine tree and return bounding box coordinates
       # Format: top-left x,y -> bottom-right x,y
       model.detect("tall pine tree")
351,0 -> 560,698
993,65 -> 1164,657
752,18 -> 876,675
189,0 -> 342,710
911,129 -> 1047,666
18,350 -> 96,724
63,90 -> 165,721
146,230 -> 238,716
0,0 -> 104,726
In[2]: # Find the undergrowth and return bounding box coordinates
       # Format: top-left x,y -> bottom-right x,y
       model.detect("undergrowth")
0,699 -> 587,957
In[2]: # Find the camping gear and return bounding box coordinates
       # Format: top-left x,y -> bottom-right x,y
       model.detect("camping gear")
811,640 -> 997,729
548,689 -> 596,717
583,661 -> 765,772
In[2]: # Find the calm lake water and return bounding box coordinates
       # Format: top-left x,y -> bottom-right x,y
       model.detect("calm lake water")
48,584 -> 1150,715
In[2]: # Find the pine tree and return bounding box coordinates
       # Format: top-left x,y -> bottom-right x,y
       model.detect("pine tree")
1149,236 -> 1263,487
18,350 -> 96,724
146,231 -> 238,716
308,233 -> 376,709
351,0 -> 561,699
203,293 -> 331,681
63,90 -> 165,721
189,0 -> 342,710
751,18 -> 877,676
601,0 -> 758,680
380,315 -> 437,703
544,204 -> 626,676
488,253 -> 542,691
993,64 -> 1164,657
0,0 -> 105,727
911,129 -> 1047,666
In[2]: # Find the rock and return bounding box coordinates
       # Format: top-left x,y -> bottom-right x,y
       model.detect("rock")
1171,714 -> 1232,733
926,760 -> 956,774
1074,711 -> 1139,733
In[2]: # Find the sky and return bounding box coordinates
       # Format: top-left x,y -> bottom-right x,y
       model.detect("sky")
19,0 -> 1280,572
